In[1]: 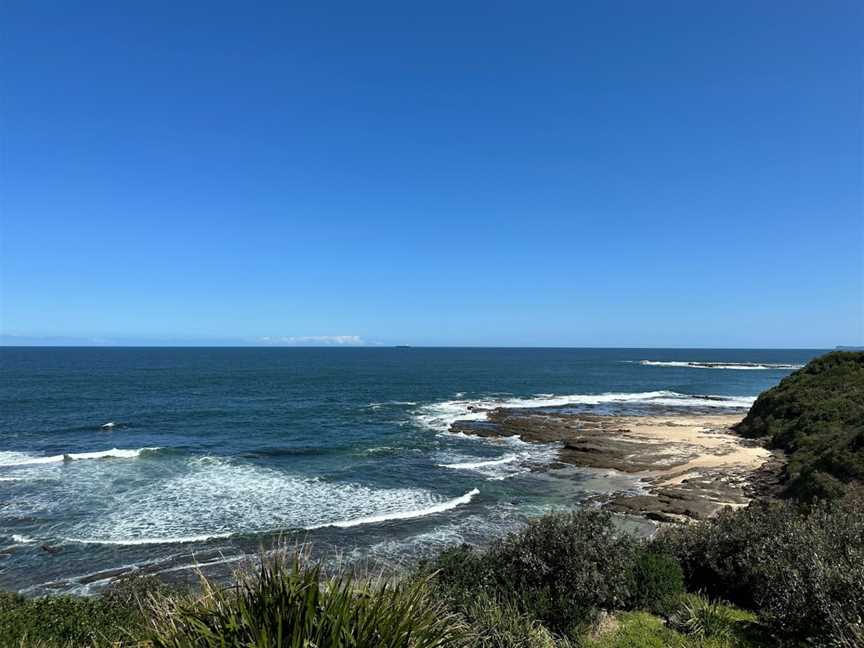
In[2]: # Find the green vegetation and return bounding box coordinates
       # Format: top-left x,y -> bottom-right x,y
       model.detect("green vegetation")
656,491 -> 864,646
629,551 -> 684,616
423,511 -> 787,647
429,510 -> 641,634
6,503 -> 862,646
735,350 -> 864,500
583,600 -> 763,648
146,553 -> 466,648
0,576 -> 164,647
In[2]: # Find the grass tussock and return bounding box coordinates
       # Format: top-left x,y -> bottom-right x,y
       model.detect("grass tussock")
144,551 -> 468,648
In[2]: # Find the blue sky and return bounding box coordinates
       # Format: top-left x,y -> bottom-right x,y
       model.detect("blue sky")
1,1 -> 861,347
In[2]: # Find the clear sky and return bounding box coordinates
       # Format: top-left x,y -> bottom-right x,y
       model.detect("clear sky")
1,1 -> 862,348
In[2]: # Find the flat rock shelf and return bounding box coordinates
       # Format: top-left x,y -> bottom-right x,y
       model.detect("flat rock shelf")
451,408 -> 779,523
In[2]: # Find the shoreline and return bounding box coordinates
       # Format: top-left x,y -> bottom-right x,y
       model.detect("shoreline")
452,407 -> 778,522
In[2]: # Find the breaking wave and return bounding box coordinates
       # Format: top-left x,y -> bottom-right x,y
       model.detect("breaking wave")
60,458 -> 478,545
440,455 -> 518,470
635,360 -> 803,370
412,390 -> 755,434
313,488 -> 480,529
367,401 -> 418,410
0,448 -> 161,467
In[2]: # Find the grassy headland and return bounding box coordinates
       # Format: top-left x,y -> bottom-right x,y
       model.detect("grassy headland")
3,351 -> 863,647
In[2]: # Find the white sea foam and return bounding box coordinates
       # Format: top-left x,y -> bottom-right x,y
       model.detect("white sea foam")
412,390 -> 755,434
65,532 -> 235,546
11,534 -> 35,544
62,458 -> 478,545
317,488 -> 480,529
436,439 -> 563,480
636,360 -> 803,370
367,401 -> 417,408
438,454 -> 526,481
0,448 -> 158,467
440,455 -> 518,470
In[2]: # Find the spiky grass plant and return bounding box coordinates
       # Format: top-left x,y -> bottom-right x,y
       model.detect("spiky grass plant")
667,594 -> 736,640
145,550 -> 469,648
458,593 -> 571,648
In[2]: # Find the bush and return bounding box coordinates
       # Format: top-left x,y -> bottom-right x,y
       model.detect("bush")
653,501 -> 789,608
427,543 -> 490,605
756,494 -> 864,646
629,551 -> 684,615
655,493 -> 864,646
430,509 -> 639,635
0,576 -> 159,647
145,551 -> 468,648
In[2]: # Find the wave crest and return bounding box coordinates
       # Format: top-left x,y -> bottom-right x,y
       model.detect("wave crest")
636,360 -> 803,370
412,390 -> 755,434
317,488 -> 480,529
0,448 -> 160,467
439,455 -> 518,470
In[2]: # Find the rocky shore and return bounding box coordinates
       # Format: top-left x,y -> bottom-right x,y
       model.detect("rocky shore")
452,407 -> 777,523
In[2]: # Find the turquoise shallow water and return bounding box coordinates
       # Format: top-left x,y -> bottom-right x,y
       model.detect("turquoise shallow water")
0,347 -> 820,594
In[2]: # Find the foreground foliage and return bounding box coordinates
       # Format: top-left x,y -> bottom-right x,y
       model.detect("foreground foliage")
428,509 -> 685,637
735,350 -> 864,500
8,502 -> 860,646
145,552 -> 467,648
0,576 -> 162,647
656,492 -> 864,647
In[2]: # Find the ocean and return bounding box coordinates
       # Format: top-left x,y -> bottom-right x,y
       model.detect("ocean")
0,347 -> 820,594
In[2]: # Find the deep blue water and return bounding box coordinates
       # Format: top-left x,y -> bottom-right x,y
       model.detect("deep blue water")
0,347 -> 821,594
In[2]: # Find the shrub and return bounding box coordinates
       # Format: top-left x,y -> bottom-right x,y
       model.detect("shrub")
0,576 -> 158,647
756,494 -> 864,647
628,550 -> 684,615
652,500 -> 789,608
426,543 -> 491,605
430,509 -> 639,635
145,551 -> 468,648
655,493 -> 864,646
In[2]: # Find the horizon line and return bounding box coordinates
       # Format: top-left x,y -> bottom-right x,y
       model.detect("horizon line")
0,344 -> 836,351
